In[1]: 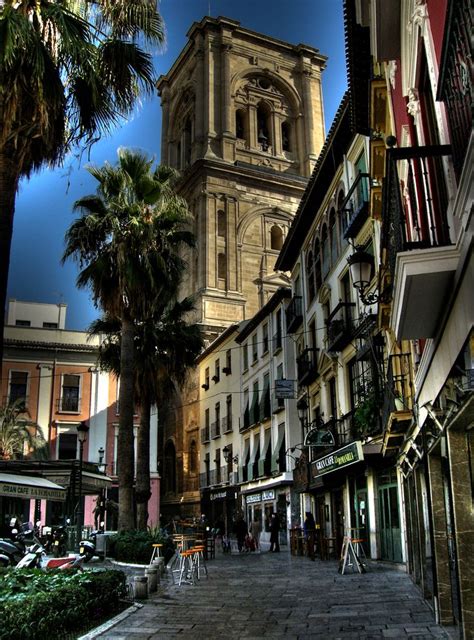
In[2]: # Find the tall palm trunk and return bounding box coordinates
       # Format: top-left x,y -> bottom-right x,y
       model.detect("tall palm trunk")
136,395 -> 152,530
0,151 -> 19,365
117,312 -> 136,531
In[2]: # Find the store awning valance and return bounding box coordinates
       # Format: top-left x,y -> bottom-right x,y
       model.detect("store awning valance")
0,473 -> 66,502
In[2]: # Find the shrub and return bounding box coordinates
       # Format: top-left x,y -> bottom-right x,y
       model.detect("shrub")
0,568 -> 126,640
109,528 -> 174,564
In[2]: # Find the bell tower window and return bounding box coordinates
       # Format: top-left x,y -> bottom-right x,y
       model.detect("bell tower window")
218,252 -> 227,289
281,121 -> 291,152
270,225 -> 283,251
235,109 -> 247,142
257,102 -> 271,152
217,209 -> 226,238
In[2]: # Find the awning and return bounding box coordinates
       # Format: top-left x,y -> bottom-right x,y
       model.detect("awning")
43,470 -> 113,494
0,473 -> 66,502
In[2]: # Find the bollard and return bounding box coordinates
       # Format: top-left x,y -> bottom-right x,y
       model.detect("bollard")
153,556 -> 165,577
133,575 -> 148,600
145,566 -> 158,592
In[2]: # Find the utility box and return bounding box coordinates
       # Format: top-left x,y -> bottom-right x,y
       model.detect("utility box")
95,531 -> 117,559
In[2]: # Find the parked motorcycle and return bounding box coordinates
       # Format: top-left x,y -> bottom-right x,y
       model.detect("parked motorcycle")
15,541 -> 85,571
0,524 -> 39,566
79,530 -> 98,563
52,525 -> 68,557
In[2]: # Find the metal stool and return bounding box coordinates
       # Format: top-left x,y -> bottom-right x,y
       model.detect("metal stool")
150,543 -> 163,564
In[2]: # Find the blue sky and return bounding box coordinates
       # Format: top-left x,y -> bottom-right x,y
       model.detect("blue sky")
8,0 -> 347,330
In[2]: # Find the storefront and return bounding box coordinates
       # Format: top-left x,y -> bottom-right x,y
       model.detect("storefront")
241,484 -> 290,547
200,486 -> 239,535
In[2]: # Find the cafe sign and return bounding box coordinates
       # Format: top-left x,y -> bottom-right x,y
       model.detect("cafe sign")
246,493 -> 261,504
311,441 -> 364,477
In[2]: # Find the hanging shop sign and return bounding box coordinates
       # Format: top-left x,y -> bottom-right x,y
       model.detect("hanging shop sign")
292,453 -> 309,492
274,379 -> 296,399
311,441 -> 364,477
246,493 -> 261,504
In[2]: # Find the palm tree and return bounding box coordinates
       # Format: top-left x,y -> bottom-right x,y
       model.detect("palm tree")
0,0 -> 165,364
63,149 -> 194,530
90,296 -> 203,529
0,399 -> 47,460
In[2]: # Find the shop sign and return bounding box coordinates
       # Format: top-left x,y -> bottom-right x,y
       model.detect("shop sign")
311,441 -> 364,477
274,379 -> 296,399
262,490 -> 275,501
210,491 -> 228,501
246,493 -> 261,504
0,481 -> 65,501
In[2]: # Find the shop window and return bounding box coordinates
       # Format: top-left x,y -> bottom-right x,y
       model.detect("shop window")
281,121 -> 291,151
217,209 -> 226,237
270,225 -> 283,250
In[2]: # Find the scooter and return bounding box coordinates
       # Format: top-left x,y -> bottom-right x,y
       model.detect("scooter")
0,525 -> 39,566
52,524 -> 68,557
79,530 -> 98,563
16,541 -> 85,571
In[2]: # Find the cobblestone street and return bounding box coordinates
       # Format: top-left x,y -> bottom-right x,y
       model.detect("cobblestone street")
95,550 -> 450,640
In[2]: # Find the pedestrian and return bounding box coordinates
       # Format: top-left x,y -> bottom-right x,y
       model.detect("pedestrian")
269,512 -> 280,552
233,515 -> 248,552
304,511 -> 316,560
250,515 -> 262,550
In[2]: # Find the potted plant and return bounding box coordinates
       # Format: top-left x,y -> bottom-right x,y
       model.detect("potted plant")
353,392 -> 381,438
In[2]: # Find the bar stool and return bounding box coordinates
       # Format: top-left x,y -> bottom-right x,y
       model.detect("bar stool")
150,543 -> 163,564
178,549 -> 196,586
191,545 -> 208,580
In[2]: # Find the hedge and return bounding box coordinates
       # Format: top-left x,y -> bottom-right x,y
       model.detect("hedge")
108,529 -> 175,564
0,568 -> 127,640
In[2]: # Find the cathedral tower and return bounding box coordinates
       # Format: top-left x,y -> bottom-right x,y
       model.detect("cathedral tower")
156,17 -> 326,518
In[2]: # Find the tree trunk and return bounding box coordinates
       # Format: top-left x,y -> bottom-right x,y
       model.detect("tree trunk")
117,312 -> 136,531
136,396 -> 152,531
0,152 -> 20,365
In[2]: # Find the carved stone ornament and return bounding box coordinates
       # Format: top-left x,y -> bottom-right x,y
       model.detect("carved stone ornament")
406,88 -> 420,117
408,0 -> 427,34
388,60 -> 397,90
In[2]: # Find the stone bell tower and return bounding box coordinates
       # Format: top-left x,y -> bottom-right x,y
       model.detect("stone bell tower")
156,16 -> 326,519
157,16 -> 326,335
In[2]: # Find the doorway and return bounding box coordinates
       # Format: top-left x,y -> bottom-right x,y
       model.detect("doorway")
378,470 -> 402,562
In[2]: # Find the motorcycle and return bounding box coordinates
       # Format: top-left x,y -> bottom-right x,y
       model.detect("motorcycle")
0,524 -> 39,566
52,524 -> 68,557
16,540 -> 85,571
79,530 -> 98,563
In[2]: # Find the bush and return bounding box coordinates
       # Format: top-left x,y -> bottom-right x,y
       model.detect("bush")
0,568 -> 126,640
109,528 -> 175,564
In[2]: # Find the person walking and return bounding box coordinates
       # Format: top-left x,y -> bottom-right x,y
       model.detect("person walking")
304,511 -> 316,560
269,512 -> 280,552
233,515 -> 248,553
250,515 -> 262,551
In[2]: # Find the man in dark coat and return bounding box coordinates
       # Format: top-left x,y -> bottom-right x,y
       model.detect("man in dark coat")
233,515 -> 248,552
269,512 -> 280,552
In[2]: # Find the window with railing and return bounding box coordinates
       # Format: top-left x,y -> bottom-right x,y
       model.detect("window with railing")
326,302 -> 355,352
59,374 -> 81,412
286,295 -> 303,333
382,353 -> 414,428
8,371 -> 28,408
296,348 -> 318,385
242,389 -> 250,431
262,323 -> 269,354
340,172 -> 370,239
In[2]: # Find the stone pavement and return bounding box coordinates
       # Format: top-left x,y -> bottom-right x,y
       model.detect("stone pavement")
96,550 -> 450,640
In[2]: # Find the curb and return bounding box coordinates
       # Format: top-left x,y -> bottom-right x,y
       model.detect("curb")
107,559 -> 148,569
77,602 -> 143,640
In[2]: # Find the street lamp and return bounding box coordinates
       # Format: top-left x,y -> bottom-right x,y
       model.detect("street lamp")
222,445 -> 238,465
297,396 -> 309,429
76,420 -> 89,551
347,245 -> 390,306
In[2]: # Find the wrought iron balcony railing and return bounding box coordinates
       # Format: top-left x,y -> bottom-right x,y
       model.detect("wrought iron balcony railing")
200,426 -> 210,444
210,420 -> 221,439
382,145 -> 452,283
222,415 -> 233,434
341,172 -> 371,239
326,302 -> 356,352
296,348 -> 319,386
286,295 -> 303,333
437,0 -> 472,179
57,396 -> 81,412
382,353 -> 414,428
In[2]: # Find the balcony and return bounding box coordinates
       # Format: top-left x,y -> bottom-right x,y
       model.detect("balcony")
341,172 -> 370,239
296,348 -> 319,386
222,415 -> 233,434
260,388 -> 271,421
240,405 -> 250,432
382,353 -> 414,455
383,145 -> 458,340
200,426 -> 210,444
210,420 -> 221,440
286,295 -> 303,333
326,302 -> 355,352
438,0 -> 472,179
57,396 -> 81,413
272,332 -> 283,352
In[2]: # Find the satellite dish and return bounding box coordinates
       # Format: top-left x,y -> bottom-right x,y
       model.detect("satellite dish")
304,427 -> 335,447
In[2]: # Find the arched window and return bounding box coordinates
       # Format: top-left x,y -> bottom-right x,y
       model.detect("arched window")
281,121 -> 291,152
218,252 -> 227,288
338,190 -> 348,244
329,208 -> 338,265
322,224 -> 330,278
235,109 -> 247,141
183,118 -> 192,167
217,209 -> 226,237
164,440 -> 176,494
314,238 -> 322,292
257,102 -> 272,151
270,225 -> 283,250
189,440 -> 197,474
307,250 -> 315,302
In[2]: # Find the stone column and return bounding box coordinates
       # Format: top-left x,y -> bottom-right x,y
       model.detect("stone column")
194,33 -> 205,157
428,451 -> 455,626
207,195 -> 217,289
248,103 -> 258,149
221,42 -> 233,135
273,111 -> 283,157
